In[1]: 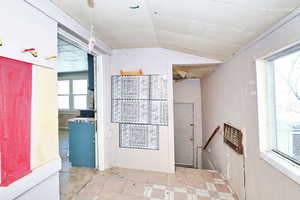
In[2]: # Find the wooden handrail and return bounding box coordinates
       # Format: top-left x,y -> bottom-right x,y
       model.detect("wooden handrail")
203,126 -> 220,150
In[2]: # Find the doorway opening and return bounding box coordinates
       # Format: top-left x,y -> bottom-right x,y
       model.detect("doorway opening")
57,34 -> 98,197
173,64 -> 217,169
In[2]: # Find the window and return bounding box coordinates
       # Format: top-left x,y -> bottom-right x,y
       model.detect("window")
73,80 -> 88,109
58,80 -> 70,109
58,79 -> 88,110
267,46 -> 300,165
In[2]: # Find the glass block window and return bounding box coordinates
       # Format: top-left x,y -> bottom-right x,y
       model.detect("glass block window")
112,76 -> 122,99
112,100 -> 150,124
58,80 -> 70,109
150,101 -> 168,125
111,75 -> 168,126
150,75 -> 168,100
112,76 -> 150,99
112,74 -> 168,150
119,124 -> 159,150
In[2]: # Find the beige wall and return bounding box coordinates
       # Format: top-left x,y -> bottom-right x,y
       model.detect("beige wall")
201,11 -> 300,200
31,66 -> 59,169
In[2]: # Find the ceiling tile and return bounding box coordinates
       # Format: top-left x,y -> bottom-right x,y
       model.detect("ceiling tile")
51,0 -> 300,61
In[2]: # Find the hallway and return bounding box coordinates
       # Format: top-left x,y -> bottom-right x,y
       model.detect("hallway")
2,1 -> 300,200
60,167 -> 238,200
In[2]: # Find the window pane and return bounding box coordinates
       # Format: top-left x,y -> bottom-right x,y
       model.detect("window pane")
58,80 -> 69,94
73,80 -> 87,94
58,96 -> 69,109
273,49 -> 300,162
74,95 -> 87,110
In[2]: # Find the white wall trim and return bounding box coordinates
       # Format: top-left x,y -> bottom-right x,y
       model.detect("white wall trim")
0,158 -> 61,200
96,55 -> 105,171
23,0 -> 111,55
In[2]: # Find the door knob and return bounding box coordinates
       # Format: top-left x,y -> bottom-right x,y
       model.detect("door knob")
190,124 -> 194,126
190,138 -> 194,141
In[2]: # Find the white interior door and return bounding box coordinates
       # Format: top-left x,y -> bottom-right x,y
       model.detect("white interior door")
174,103 -> 194,167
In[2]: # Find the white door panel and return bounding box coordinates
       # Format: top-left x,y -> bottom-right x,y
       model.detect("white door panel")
174,103 -> 194,166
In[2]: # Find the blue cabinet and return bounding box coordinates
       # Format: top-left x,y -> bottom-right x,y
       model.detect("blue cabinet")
68,118 -> 95,168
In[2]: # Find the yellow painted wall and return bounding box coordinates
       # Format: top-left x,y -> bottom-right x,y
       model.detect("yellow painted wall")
31,65 -> 59,169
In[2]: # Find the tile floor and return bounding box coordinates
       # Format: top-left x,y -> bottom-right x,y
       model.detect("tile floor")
60,167 -> 238,200
59,130 -> 238,200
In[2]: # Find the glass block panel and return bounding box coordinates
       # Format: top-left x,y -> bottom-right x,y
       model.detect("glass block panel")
112,76 -> 122,99
150,101 -> 168,126
150,75 -> 168,100
112,100 -> 121,122
120,124 -> 159,150
111,74 -> 168,125
112,100 -> 150,123
121,100 -> 139,122
137,76 -> 150,99
122,76 -> 139,99
112,76 -> 150,99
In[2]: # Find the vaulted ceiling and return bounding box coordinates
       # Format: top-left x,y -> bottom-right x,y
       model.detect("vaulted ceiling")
51,0 -> 300,61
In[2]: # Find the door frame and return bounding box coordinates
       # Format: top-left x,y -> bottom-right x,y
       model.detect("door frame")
57,32 -> 101,169
174,102 -> 195,168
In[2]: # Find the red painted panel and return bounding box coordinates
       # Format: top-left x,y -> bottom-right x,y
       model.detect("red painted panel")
0,57 -> 32,186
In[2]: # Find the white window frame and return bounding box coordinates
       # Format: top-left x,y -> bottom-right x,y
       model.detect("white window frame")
58,77 -> 88,111
58,80 -> 70,110
256,42 -> 300,184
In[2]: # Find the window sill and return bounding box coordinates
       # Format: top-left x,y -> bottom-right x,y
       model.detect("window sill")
260,151 -> 300,185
